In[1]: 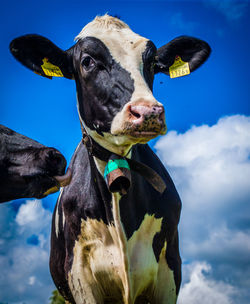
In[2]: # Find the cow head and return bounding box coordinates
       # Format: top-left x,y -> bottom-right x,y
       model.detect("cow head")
10,15 -> 211,155
0,125 -> 71,203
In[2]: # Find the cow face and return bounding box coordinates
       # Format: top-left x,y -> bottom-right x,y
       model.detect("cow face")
72,27 -> 165,149
0,125 -> 71,203
10,15 -> 211,154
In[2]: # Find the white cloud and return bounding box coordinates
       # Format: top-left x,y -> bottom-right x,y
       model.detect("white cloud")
16,199 -> 51,229
178,262 -> 237,304
0,200 -> 54,304
186,225 -> 250,262
156,115 -> 250,167
28,276 -> 36,286
155,115 -> 250,303
156,116 -> 250,214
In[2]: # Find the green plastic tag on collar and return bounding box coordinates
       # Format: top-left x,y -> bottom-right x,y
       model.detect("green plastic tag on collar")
104,159 -> 130,178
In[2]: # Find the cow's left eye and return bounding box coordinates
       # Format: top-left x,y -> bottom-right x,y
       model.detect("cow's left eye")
81,56 -> 95,70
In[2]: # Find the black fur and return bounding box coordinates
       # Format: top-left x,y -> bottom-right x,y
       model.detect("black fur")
155,35 -> 211,75
50,142 -> 182,303
72,37 -> 135,133
9,21 -> 211,303
0,125 -> 67,203
10,34 -> 74,79
142,40 -> 157,91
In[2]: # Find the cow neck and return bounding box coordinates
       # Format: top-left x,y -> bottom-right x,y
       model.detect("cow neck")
81,128 -> 166,194
81,128 -> 124,163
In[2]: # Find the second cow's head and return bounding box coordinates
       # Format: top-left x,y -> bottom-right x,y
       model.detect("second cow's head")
10,15 -> 210,154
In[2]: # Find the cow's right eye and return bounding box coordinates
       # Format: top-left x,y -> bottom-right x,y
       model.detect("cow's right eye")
81,56 -> 95,70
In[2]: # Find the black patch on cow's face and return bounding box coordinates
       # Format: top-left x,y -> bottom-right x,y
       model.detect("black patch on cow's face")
72,37 -> 135,133
142,40 -> 157,91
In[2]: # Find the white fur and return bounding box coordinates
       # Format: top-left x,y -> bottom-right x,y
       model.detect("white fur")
68,211 -> 176,304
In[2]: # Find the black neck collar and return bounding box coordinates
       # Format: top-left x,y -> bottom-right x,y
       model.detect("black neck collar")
81,128 -> 166,194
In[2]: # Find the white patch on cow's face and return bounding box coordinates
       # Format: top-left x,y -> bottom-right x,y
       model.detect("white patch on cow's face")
68,193 -> 176,304
76,15 -> 166,153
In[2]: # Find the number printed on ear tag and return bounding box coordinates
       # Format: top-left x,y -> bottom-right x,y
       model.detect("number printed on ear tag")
41,58 -> 64,77
169,56 -> 190,78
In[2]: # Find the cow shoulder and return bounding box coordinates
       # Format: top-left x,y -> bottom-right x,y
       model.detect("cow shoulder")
120,144 -> 181,237
132,144 -> 182,294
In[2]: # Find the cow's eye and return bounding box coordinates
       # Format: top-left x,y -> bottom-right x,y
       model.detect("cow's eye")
81,56 -> 95,70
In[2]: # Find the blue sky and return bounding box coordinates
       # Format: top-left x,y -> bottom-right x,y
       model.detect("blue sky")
0,1 -> 250,303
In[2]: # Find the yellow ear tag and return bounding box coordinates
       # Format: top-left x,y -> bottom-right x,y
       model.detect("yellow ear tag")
169,55 -> 190,78
41,58 -> 64,77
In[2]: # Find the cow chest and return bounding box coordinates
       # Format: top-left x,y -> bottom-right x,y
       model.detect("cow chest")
67,193 -> 177,304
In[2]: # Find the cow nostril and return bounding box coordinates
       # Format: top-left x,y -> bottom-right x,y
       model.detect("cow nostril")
129,106 -> 141,119
152,106 -> 164,115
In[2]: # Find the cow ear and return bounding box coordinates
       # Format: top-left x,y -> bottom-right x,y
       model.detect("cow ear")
10,34 -> 74,79
154,36 -> 211,77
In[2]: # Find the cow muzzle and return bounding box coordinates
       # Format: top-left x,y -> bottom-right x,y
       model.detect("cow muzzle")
40,149 -> 72,197
129,104 -> 165,134
111,98 -> 167,141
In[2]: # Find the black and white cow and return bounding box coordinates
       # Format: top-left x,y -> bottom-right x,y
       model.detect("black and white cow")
10,15 -> 211,304
0,124 -> 71,203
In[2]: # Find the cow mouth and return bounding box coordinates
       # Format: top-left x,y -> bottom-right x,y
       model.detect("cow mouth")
128,131 -> 159,139
53,168 -> 72,187
124,124 -> 167,139
114,128 -> 165,144
41,168 -> 72,197
132,130 -> 165,136
112,123 -> 167,144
